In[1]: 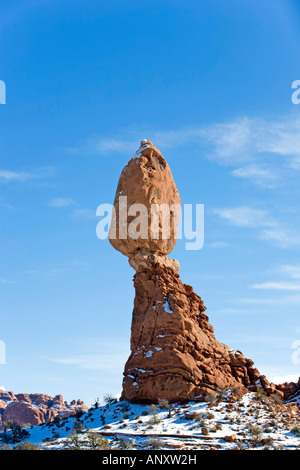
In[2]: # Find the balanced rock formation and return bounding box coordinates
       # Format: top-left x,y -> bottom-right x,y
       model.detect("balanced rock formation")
0,390 -> 88,430
109,140 -> 300,404
109,139 -> 181,258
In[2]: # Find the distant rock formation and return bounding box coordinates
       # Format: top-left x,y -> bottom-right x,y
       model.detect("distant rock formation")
109,140 -> 300,404
0,390 -> 88,430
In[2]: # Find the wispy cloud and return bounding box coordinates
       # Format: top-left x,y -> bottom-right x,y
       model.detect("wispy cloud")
49,197 -> 76,208
0,170 -> 35,181
24,260 -> 89,281
0,278 -> 17,284
214,205 -> 299,248
251,264 -> 300,291
214,206 -> 275,228
251,281 -> 300,291
231,164 -> 278,188
71,208 -> 97,220
47,338 -> 129,371
259,228 -> 300,247
200,115 -> 300,173
280,265 -> 300,279
67,137 -> 138,156
237,295 -> 300,305
70,114 -> 300,189
0,167 -> 54,183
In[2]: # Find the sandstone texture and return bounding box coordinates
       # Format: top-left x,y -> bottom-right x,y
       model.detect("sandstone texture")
109,140 -> 300,405
109,140 -> 181,258
0,390 -> 88,430
120,255 -> 300,403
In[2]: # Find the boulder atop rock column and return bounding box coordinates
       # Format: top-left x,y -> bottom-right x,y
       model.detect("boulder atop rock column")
108,140 -> 181,259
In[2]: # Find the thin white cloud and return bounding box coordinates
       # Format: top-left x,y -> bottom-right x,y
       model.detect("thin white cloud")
24,261 -> 89,280
0,170 -> 34,181
231,164 -> 278,188
73,114 -> 300,187
47,338 -> 130,371
50,353 -> 128,371
251,282 -> 300,291
200,117 -> 253,165
67,137 -> 138,156
49,197 -> 76,208
214,206 -> 299,248
259,228 -> 300,247
250,264 -> 300,292
71,208 -> 97,220
214,206 -> 275,228
237,295 -> 300,305
281,265 -> 300,279
0,167 -> 54,183
0,278 -> 17,284
202,115 -> 300,170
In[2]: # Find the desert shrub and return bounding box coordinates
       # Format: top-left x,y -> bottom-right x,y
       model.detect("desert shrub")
14,441 -> 39,450
103,394 -> 117,405
249,425 -> 262,437
260,437 -> 274,447
53,416 -> 63,427
269,419 -> 278,430
215,387 -> 229,401
231,386 -> 243,399
290,425 -> 300,437
84,430 -> 110,450
195,412 -> 207,427
147,438 -> 164,450
158,398 -> 169,408
65,430 -> 83,450
51,430 -> 60,440
91,397 -> 100,409
2,424 -> 30,444
148,404 -> 160,424
119,400 -> 131,412
73,420 -> 84,433
248,426 -> 263,447
270,394 -> 284,406
235,441 -> 247,450
255,386 -> 268,403
118,437 -> 136,450
158,398 -> 172,417
204,392 -> 217,404
0,444 -> 12,450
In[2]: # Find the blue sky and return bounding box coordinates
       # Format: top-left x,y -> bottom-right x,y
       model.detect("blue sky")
1,0 -> 300,407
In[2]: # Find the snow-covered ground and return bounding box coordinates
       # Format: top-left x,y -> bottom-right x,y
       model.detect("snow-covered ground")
1,392 -> 300,450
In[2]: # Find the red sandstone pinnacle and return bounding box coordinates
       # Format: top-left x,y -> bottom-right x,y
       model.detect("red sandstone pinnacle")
109,141 -> 300,404
108,140 -> 181,258
120,257 -> 264,403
